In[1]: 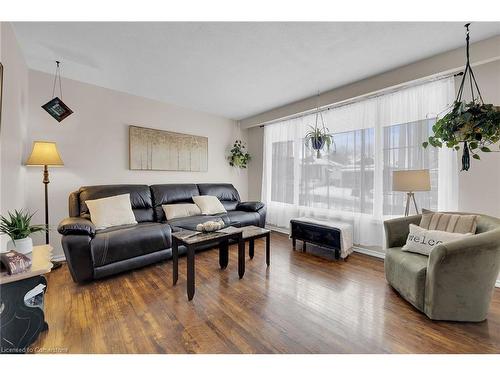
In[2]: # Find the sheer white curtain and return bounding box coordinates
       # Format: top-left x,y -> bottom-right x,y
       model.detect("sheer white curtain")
262,77 -> 457,247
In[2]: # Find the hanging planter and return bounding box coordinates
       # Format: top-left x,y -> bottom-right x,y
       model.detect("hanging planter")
228,139 -> 251,168
304,93 -> 335,158
423,24 -> 500,171
305,126 -> 334,158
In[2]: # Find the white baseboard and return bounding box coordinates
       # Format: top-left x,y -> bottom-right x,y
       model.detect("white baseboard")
496,280 -> 500,288
353,246 -> 385,259
266,225 -> 289,235
52,255 -> 66,262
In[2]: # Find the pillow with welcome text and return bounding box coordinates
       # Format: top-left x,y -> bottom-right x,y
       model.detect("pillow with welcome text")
402,224 -> 472,256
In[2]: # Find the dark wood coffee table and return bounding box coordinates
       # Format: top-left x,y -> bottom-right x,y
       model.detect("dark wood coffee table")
172,229 -> 244,301
220,225 -> 271,266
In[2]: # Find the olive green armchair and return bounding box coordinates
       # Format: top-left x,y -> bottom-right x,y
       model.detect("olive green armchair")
384,212 -> 500,322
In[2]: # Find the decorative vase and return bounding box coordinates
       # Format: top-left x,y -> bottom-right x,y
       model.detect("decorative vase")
6,237 -> 33,255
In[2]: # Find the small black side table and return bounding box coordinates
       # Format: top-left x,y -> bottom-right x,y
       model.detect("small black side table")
172,230 -> 244,301
0,276 -> 48,353
0,245 -> 53,354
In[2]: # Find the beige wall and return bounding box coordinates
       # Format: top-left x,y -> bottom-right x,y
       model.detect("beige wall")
247,126 -> 264,201
0,23 -> 30,250
455,60 -> 500,217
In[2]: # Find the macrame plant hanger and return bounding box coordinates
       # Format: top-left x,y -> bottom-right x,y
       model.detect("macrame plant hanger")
314,91 -> 327,134
312,92 -> 335,158
456,23 -> 483,171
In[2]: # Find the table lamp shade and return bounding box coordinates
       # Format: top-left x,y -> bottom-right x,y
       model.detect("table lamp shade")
392,169 -> 430,192
26,141 -> 64,166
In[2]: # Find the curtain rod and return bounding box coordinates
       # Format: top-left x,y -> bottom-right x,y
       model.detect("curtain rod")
258,71 -> 464,128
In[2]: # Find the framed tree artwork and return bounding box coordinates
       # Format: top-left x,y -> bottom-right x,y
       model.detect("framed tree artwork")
129,125 -> 208,172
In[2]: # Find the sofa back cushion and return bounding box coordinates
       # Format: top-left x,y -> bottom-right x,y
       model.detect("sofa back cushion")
150,184 -> 200,222
197,183 -> 240,211
78,185 -> 154,222
69,190 -> 80,217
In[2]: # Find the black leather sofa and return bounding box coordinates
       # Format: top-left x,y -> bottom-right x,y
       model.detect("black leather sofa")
57,183 -> 266,283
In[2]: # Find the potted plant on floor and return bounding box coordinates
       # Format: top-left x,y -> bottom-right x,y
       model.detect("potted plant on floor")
0,210 -> 46,254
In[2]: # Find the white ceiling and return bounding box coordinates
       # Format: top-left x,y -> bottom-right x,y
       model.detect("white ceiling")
11,22 -> 500,120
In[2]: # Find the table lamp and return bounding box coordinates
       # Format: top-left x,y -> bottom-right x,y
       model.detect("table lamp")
392,169 -> 430,216
26,141 -> 64,244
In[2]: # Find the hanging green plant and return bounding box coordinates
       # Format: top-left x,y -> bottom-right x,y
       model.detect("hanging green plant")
304,125 -> 334,159
423,24 -> 500,171
228,139 -> 251,168
423,102 -> 500,167
304,93 -> 336,158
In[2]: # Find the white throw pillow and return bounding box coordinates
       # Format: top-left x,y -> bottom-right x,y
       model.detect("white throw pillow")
85,193 -> 137,230
192,195 -> 227,215
162,203 -> 202,220
402,224 -> 472,256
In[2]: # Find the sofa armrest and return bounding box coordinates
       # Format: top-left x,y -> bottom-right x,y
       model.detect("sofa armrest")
383,214 -> 421,248
237,201 -> 265,212
61,234 -> 94,283
58,217 -> 96,237
425,229 -> 500,321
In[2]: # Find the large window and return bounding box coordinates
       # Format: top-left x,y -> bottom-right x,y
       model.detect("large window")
382,119 -> 439,215
262,77 -> 456,247
300,128 -> 375,214
269,121 -> 437,216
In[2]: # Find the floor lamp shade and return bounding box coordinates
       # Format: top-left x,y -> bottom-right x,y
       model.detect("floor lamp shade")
392,169 -> 431,192
392,169 -> 430,216
26,141 -> 64,245
26,141 -> 64,166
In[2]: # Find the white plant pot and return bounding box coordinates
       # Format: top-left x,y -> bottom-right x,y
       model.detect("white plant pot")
7,237 -> 33,255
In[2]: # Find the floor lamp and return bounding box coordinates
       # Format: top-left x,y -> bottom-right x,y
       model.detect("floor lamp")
26,141 -> 64,245
392,169 -> 431,216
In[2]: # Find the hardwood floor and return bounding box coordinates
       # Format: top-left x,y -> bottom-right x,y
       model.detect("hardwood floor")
37,232 -> 500,353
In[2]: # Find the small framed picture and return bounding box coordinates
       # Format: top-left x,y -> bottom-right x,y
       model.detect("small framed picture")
41,97 -> 73,122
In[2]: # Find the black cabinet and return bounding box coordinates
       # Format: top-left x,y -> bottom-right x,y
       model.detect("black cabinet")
0,275 -> 48,354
